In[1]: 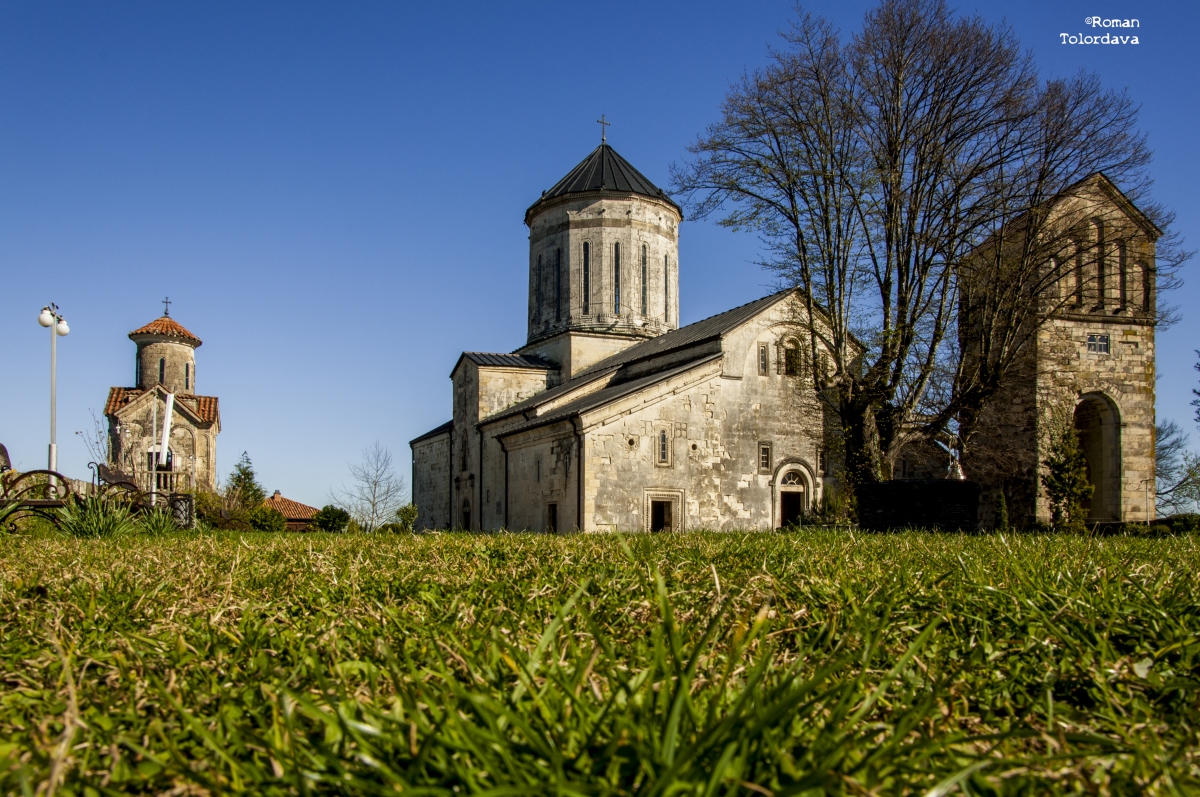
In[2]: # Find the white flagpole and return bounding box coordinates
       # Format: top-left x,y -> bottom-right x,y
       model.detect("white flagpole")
159,392 -> 175,468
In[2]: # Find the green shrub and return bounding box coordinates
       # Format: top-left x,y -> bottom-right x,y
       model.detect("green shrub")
1164,513 -> 1200,533
311,504 -> 351,533
139,508 -> 180,535
248,505 -> 287,533
1043,420 -> 1093,533
56,496 -> 139,539
995,490 -> 1010,532
393,503 -> 419,531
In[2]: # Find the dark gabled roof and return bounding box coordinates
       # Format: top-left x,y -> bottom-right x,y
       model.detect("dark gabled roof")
526,144 -> 681,220
483,290 -> 793,429
498,354 -> 723,438
410,420 -> 452,447
574,290 -> 792,377
451,352 -> 555,377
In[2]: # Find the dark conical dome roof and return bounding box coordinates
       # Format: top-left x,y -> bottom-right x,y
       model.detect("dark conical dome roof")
526,144 -> 681,221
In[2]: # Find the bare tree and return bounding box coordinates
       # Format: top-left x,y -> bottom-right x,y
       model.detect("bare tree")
673,0 -> 1186,486
332,443 -> 408,533
75,409 -> 111,466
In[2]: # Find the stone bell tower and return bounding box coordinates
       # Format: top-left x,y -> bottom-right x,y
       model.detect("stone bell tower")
516,141 -> 683,378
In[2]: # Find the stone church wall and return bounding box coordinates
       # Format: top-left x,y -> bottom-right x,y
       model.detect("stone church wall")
412,432 -> 450,530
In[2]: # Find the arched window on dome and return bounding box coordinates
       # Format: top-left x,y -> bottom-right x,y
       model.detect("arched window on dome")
158,358 -> 165,384
583,242 -> 591,315
555,248 -> 562,321
185,362 -> 190,390
614,242 -> 621,314
536,254 -> 542,322
664,255 -> 670,323
641,244 -> 648,315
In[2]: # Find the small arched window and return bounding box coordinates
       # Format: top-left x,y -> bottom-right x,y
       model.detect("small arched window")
583,242 -> 591,315
641,244 -> 648,315
781,471 -> 804,485
555,248 -> 562,321
658,430 -> 669,464
185,362 -> 190,390
536,254 -> 543,321
614,242 -> 621,313
783,342 -> 801,376
158,358 -> 165,384
460,441 -> 468,472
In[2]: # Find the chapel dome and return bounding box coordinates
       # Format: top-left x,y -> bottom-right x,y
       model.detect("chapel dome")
128,315 -> 203,347
524,143 -> 681,224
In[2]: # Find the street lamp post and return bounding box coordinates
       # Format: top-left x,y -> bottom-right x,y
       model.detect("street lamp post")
37,304 -> 70,472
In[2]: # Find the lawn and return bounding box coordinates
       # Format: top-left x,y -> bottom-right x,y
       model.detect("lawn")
1,530 -> 1198,795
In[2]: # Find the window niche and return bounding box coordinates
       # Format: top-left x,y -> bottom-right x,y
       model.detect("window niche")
641,244 -> 648,315
614,242 -> 621,314
758,344 -> 769,376
582,242 -> 591,315
655,429 -> 671,467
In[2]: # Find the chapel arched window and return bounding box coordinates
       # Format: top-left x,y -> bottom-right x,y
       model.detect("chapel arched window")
783,341 -> 801,376
536,254 -> 543,321
658,430 -> 669,464
781,471 -> 803,485
185,362 -> 190,390
158,358 -> 165,384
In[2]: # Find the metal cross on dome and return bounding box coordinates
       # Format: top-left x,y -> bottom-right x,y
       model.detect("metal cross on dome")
162,296 -> 171,317
597,114 -> 610,144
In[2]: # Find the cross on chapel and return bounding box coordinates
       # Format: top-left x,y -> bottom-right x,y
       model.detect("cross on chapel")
597,114 -> 610,144
162,297 -> 172,317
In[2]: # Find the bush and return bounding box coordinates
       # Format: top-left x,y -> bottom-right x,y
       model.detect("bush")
139,508 -> 180,535
1043,420 -> 1093,533
248,506 -> 287,533
394,503 -> 419,531
310,505 -> 351,533
1164,513 -> 1200,533
57,496 -> 139,539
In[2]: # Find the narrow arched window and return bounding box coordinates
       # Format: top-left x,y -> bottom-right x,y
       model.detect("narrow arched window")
555,248 -> 562,321
641,244 -> 648,315
783,341 -> 801,376
185,362 -> 190,390
658,430 -> 669,464
135,357 -> 141,386
1116,240 -> 1128,309
158,358 -> 165,384
613,242 -> 621,313
664,255 -> 670,323
583,242 -> 591,315
536,254 -> 543,321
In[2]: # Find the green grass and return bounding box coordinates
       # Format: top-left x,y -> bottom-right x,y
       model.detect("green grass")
1,530 -> 1198,795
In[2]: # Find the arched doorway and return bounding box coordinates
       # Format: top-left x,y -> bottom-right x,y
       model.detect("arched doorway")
1073,394 -> 1121,522
778,470 -> 808,528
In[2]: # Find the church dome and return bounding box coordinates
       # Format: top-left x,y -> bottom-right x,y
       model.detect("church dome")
129,315 -> 202,347
525,143 -> 681,224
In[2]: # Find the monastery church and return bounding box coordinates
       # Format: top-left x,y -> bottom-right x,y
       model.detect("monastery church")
411,142 -> 841,532
411,141 -> 1158,532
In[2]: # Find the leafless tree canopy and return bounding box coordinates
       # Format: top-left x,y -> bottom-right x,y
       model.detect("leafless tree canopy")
672,0 -> 1188,484
76,409 -> 111,467
332,442 -> 409,533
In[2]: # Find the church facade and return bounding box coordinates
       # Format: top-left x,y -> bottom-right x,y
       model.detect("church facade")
411,144 -> 840,531
104,312 -> 221,492
412,144 -> 1160,532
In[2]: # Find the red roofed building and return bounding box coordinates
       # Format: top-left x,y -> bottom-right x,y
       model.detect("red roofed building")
263,491 -> 320,531
104,306 -> 221,492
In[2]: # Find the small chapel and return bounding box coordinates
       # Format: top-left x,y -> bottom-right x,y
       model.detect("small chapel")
411,142 -> 840,532
104,305 -> 221,492
411,139 -> 1159,532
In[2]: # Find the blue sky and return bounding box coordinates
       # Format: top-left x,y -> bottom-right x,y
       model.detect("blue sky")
2,1 -> 1196,507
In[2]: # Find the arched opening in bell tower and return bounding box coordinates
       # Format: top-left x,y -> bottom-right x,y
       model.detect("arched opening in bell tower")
1073,393 -> 1122,522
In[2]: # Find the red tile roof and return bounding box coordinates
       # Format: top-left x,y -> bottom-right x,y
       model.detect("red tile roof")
264,492 -> 319,520
104,387 -> 220,424
129,316 -> 202,346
